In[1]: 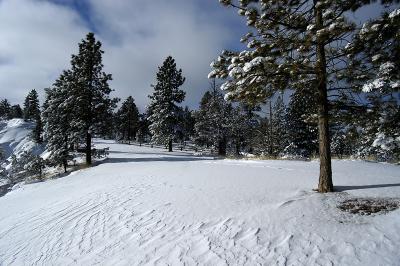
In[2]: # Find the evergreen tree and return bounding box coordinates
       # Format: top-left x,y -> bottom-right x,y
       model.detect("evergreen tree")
0,99 -> 11,119
346,7 -> 400,95
23,89 -> 43,143
32,115 -> 43,143
116,96 -> 139,142
137,113 -> 151,145
209,0 -> 394,192
249,97 -> 285,157
0,147 -> 6,180
43,71 -> 75,172
285,89 -> 318,158
10,151 -> 46,181
69,32 -> 117,165
330,124 -> 355,159
148,56 -> 186,152
240,103 -> 261,154
176,106 -> 195,147
25,155 -> 46,180
0,147 -> 4,161
253,117 -> 272,155
23,89 -> 40,120
229,106 -> 248,155
194,91 -> 214,148
194,85 -> 232,156
345,7 -> 400,161
10,105 -> 23,119
271,95 -> 287,156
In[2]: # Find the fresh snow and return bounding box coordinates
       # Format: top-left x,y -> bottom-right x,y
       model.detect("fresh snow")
389,8 -> 400,19
0,139 -> 400,265
0,119 -> 44,165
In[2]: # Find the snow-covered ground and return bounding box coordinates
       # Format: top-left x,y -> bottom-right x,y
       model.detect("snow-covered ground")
0,139 -> 399,265
0,119 -> 44,164
0,119 -> 45,188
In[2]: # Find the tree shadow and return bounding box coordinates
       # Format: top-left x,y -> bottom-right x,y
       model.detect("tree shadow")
103,156 -> 215,164
109,150 -> 196,157
335,183 -> 400,192
93,141 -> 110,144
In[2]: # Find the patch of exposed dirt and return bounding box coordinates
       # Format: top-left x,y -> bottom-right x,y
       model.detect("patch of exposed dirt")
338,198 -> 399,215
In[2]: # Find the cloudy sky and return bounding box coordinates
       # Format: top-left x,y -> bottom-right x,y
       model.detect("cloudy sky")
0,0 -> 394,111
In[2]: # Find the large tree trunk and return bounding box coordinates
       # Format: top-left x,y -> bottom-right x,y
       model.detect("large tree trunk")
317,95 -> 333,192
168,139 -> 173,152
315,1 -> 333,193
218,137 -> 227,156
269,101 -> 273,156
86,131 -> 92,165
63,160 -> 67,173
63,135 -> 68,173
235,142 -> 240,156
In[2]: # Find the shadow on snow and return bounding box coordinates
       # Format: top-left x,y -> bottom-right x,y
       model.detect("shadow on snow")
103,156 -> 215,164
335,183 -> 400,192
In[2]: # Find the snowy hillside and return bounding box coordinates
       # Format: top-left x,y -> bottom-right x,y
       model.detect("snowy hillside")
0,119 -> 42,162
0,140 -> 399,265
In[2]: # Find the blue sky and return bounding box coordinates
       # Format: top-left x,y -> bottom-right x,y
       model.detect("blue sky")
0,0 -> 397,110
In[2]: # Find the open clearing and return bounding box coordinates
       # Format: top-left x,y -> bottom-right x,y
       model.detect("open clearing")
0,140 -> 399,265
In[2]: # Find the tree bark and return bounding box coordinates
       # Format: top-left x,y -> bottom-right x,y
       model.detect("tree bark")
235,142 -> 240,156
86,131 -> 92,165
269,101 -> 273,156
63,160 -> 67,173
218,137 -> 227,156
315,1 -> 333,193
168,139 -> 173,152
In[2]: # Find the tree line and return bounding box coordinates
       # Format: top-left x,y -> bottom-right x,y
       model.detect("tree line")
1,1 -> 399,192
209,0 -> 400,192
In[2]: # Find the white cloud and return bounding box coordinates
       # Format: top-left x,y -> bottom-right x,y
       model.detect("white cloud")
89,0 -> 238,110
0,0 -> 241,110
0,0 -> 87,104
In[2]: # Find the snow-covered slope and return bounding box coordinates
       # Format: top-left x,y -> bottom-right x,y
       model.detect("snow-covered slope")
0,140 -> 399,265
0,119 -> 42,161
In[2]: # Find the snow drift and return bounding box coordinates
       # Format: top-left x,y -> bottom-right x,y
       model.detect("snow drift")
0,140 -> 399,265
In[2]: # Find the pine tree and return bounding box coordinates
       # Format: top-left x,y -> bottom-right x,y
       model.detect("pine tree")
148,56 -> 186,152
345,7 -> 400,161
285,89 -> 318,158
0,99 -> 11,119
10,105 -> 23,119
69,32 -> 117,165
249,97 -> 285,157
194,84 -> 232,156
209,0 -> 393,192
194,91 -> 214,148
32,115 -> 43,144
23,89 -> 43,143
43,71 -> 76,172
0,166 -> 6,181
229,106 -> 248,155
10,151 -> 46,181
0,147 -> 4,161
253,117 -> 271,155
176,106 -> 195,148
137,113 -> 151,145
271,95 -> 287,156
116,96 -> 140,142
23,89 -> 40,121
240,103 -> 261,154
25,155 -> 46,180
0,146 -> 6,180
